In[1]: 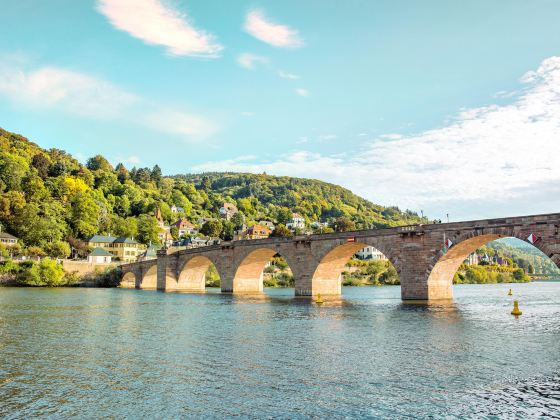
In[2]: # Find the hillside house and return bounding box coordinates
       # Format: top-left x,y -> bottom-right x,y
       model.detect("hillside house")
171,205 -> 185,214
235,224 -> 272,240
219,203 -> 238,220
286,213 -> 305,230
0,231 -> 18,247
355,246 -> 387,260
172,218 -> 198,237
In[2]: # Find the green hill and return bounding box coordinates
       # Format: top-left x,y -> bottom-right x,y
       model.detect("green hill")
0,127 -> 427,255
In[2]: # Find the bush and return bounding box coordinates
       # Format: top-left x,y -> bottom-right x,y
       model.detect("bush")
16,259 -> 67,287
0,260 -> 21,275
45,241 -> 71,258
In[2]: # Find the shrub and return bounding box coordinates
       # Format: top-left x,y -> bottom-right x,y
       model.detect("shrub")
16,259 -> 66,287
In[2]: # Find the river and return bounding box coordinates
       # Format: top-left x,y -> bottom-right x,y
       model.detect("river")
1,283 -> 559,418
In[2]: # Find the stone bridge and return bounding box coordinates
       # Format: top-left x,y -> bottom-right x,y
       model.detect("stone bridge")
119,212 -> 560,301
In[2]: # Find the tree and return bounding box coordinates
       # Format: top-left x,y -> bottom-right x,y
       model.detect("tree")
67,237 -> 89,258
45,241 -> 71,258
114,195 -> 131,217
231,211 -> 245,230
237,198 -> 254,216
200,220 -> 222,237
276,207 -> 292,225
137,215 -> 160,245
0,152 -> 28,191
115,163 -> 129,183
330,216 -> 356,232
71,193 -> 100,238
170,226 -> 179,240
22,176 -> 49,201
112,216 -> 138,239
271,224 -> 293,237
220,220 -> 234,241
27,246 -> 46,258
86,155 -> 113,172
151,165 -> 162,185
31,153 -> 51,179
200,176 -> 212,191
512,268 -> 528,282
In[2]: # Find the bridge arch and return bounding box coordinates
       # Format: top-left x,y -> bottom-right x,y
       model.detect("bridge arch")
426,228 -> 560,300
170,255 -> 222,292
140,265 -> 158,290
120,271 -> 137,288
232,247 -> 296,293
310,240 -> 399,295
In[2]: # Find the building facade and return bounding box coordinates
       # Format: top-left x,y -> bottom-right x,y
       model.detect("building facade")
355,246 -> 387,260
0,231 -> 18,247
88,247 -> 113,263
219,203 -> 238,220
286,213 -> 305,230
85,235 -> 144,263
172,218 -> 198,237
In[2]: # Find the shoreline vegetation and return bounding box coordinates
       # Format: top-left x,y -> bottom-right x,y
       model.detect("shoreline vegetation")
0,257 -> 557,289
0,259 -> 120,287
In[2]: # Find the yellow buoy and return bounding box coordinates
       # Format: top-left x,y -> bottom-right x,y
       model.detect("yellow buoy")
316,293 -> 323,305
508,288 -> 512,296
511,300 -> 522,316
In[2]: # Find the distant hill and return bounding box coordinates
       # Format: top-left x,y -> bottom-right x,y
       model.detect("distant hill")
0,127 -> 427,252
489,238 -> 560,276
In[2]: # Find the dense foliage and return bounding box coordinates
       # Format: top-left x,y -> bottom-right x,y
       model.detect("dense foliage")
0,127 -> 426,256
0,259 -> 78,287
342,259 -> 399,286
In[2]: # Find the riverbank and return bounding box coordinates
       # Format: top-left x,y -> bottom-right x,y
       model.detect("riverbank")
0,259 -> 119,287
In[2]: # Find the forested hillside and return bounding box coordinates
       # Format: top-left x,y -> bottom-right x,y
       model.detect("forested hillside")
0,127 -> 426,255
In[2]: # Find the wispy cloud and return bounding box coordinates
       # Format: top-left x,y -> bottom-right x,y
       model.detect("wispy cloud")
295,88 -> 309,97
237,53 -> 268,70
96,0 -> 223,57
278,70 -> 300,80
117,155 -> 141,165
193,56 -> 560,219
244,9 -> 303,48
241,111 -> 254,117
0,62 -> 217,140
318,134 -> 337,141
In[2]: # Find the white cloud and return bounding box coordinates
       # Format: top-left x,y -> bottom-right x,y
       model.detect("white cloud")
237,53 -> 268,70
145,109 -> 216,138
97,0 -> 223,57
241,111 -> 254,117
278,70 -> 300,80
318,134 -> 337,141
244,9 -> 303,48
0,63 -> 217,141
193,56 -> 560,219
0,66 -> 138,119
119,155 -> 141,165
295,88 -> 309,97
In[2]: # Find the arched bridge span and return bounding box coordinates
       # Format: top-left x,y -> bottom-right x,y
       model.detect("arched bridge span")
119,212 -> 560,301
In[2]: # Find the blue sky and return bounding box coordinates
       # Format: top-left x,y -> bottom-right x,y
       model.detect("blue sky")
1,0 -> 560,220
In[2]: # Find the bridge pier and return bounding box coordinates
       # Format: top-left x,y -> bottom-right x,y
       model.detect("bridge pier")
156,249 -> 168,291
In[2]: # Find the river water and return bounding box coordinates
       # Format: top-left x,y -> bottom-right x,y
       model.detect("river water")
1,283 -> 559,418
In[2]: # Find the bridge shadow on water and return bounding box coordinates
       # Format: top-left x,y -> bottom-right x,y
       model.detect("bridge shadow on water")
163,286 -> 464,319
